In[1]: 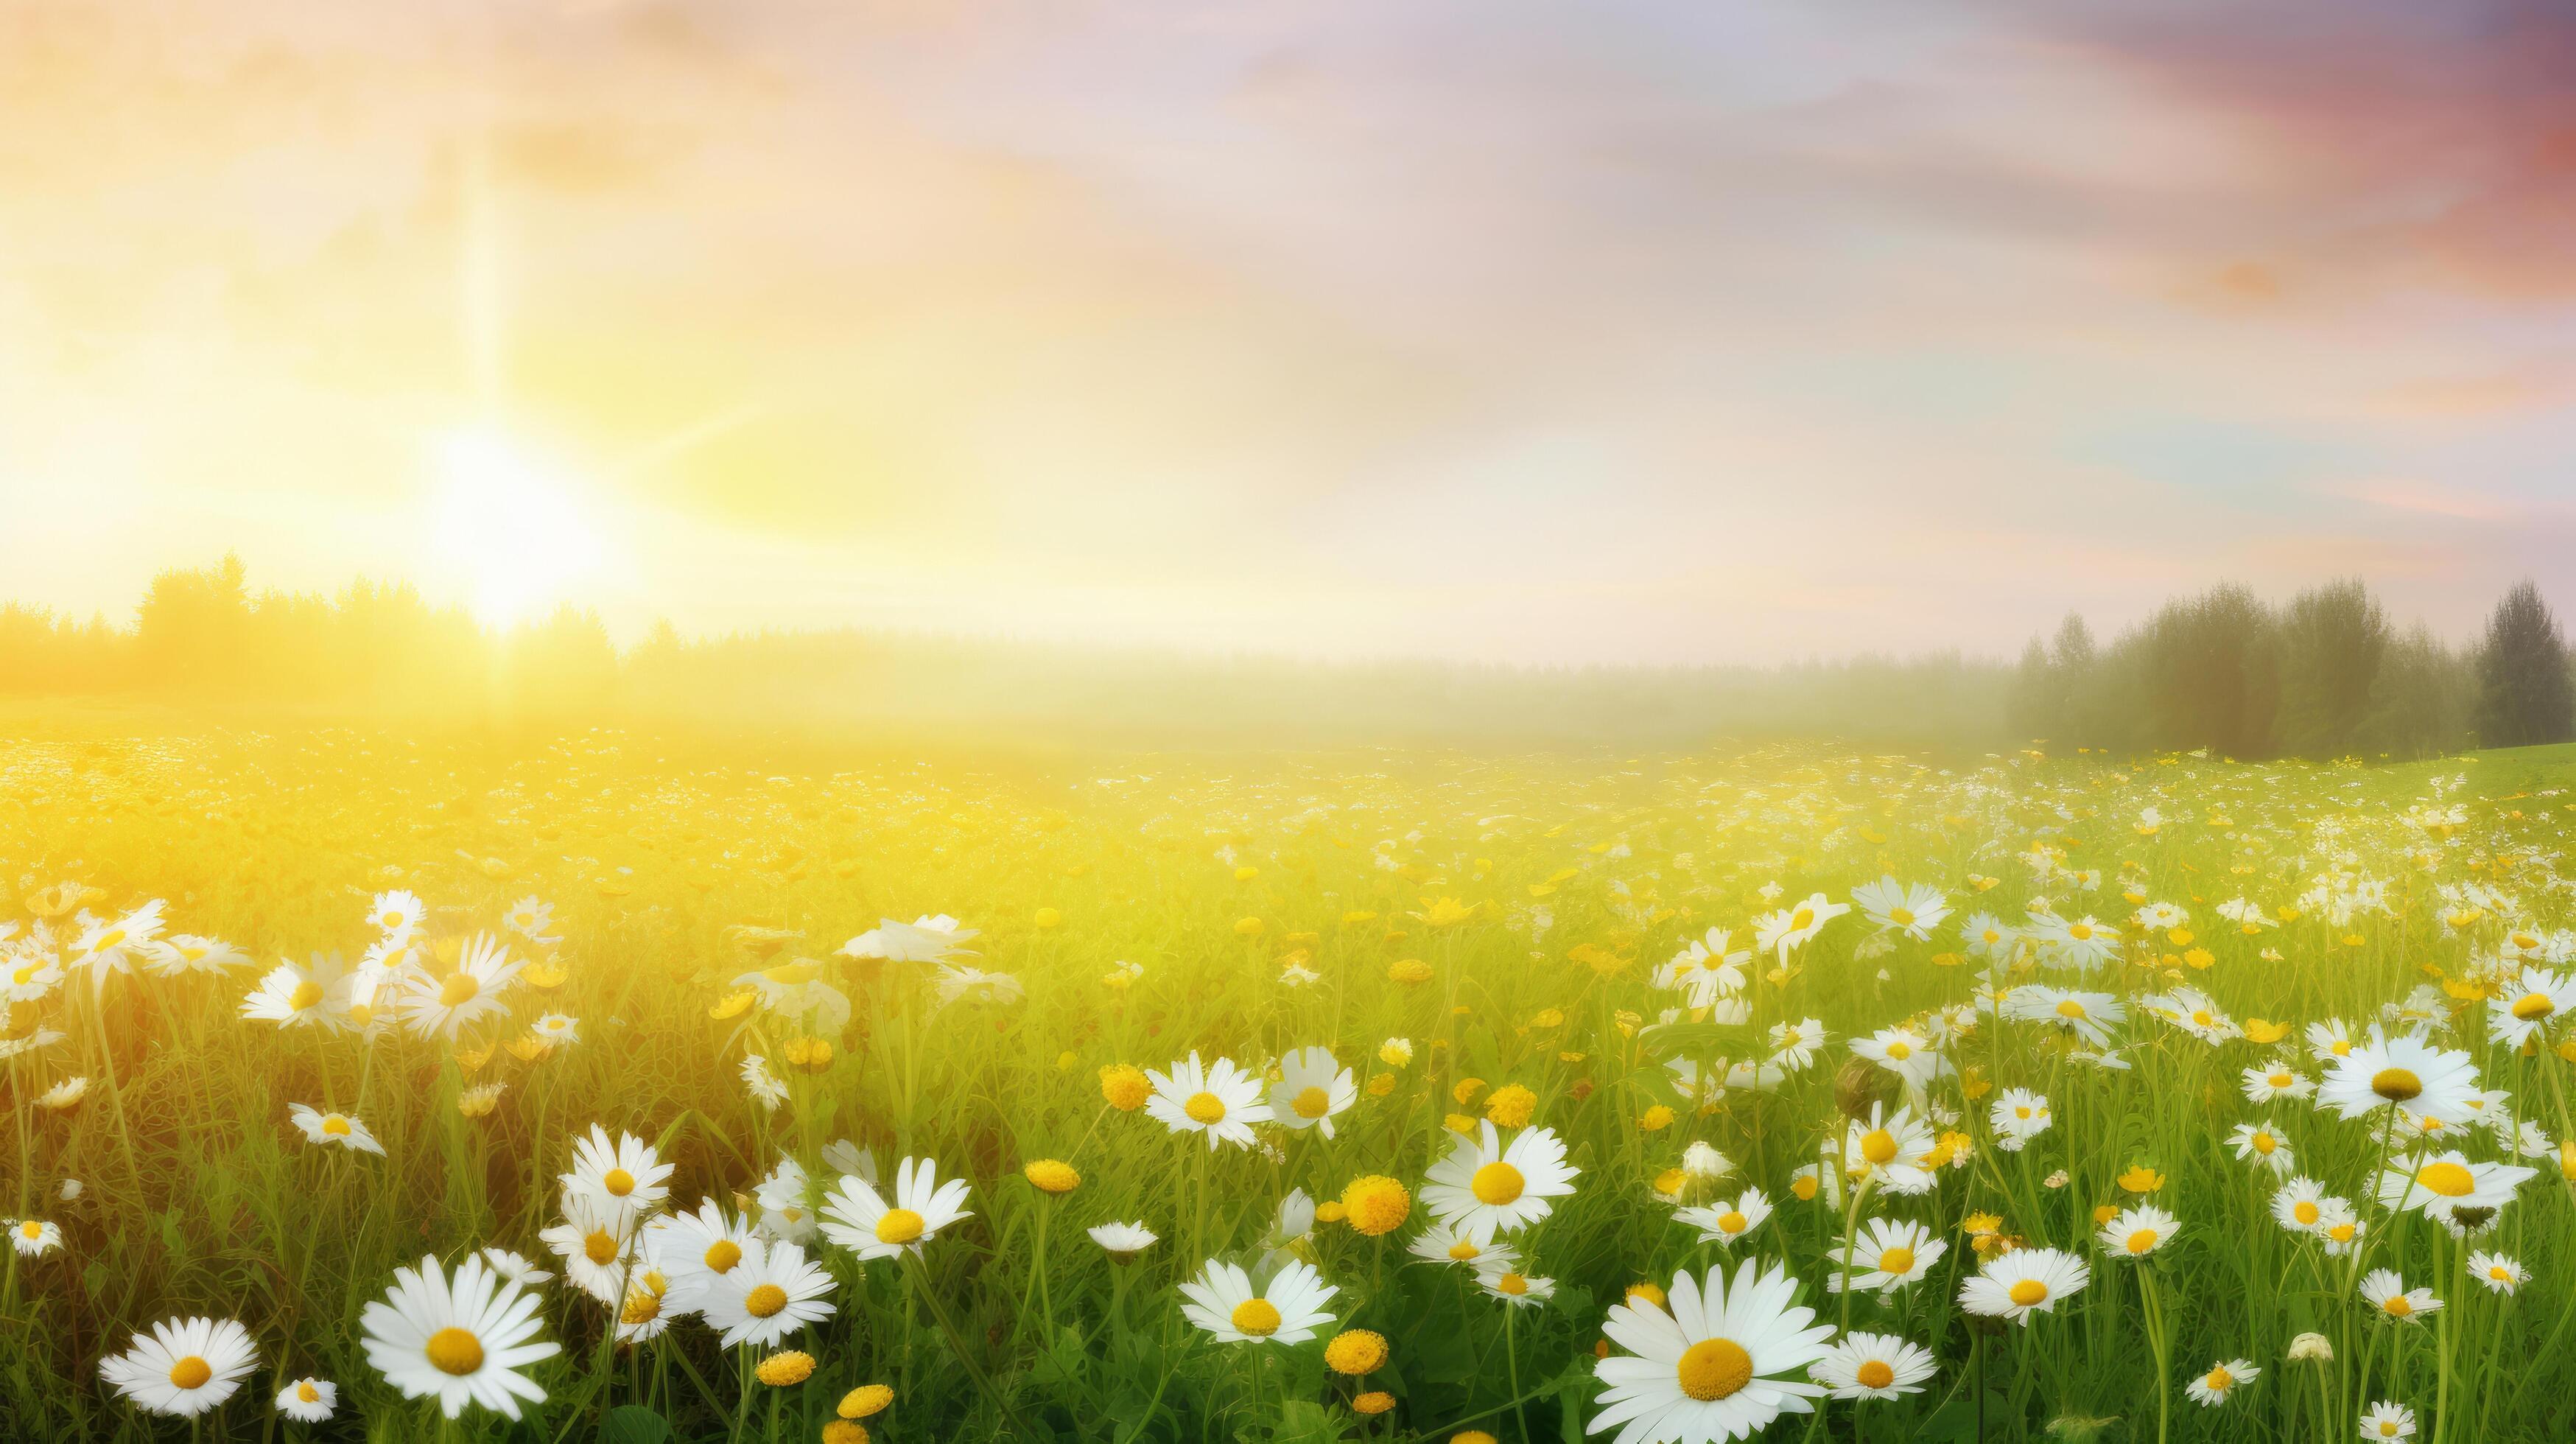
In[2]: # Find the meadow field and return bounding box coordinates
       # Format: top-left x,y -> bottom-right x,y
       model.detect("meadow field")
7,724 -> 2576,1443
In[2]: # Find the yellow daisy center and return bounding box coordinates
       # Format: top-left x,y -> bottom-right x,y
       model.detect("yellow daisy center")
2253,1133 -> 2275,1154
2513,992 -> 2554,1020
1231,1298 -> 1282,1336
1856,1359 -> 1895,1389
1492,1272 -> 1529,1296
875,1208 -> 924,1244
18,1222 -> 38,1240
438,972 -> 480,1007
167,1356 -> 212,1390
2383,1295 -> 2412,1317
1860,1129 -> 1899,1166
2007,1279 -> 2048,1307
704,1240 -> 743,1273
2293,1200 -> 2320,1225
2068,923 -> 2093,941
1183,1091 -> 1227,1125
287,980 -> 324,1011
1790,908 -> 1814,930
584,1230 -> 620,1265
743,1283 -> 789,1318
295,1381 -> 319,1403
2126,1229 -> 2160,1254
2370,1068 -> 2421,1103
1447,1239 -> 1481,1261
1471,1161 -> 1526,1205
1293,1087 -> 1331,1119
2056,999 -> 2087,1019
2205,1367 -> 2231,1391
2267,1073 -> 2292,1088
321,1115 -> 350,1136
1885,1041 -> 1912,1060
1889,908 -> 1915,927
1716,1210 -> 1748,1235
2415,1161 -> 2475,1197
1675,1338 -> 1754,1401
603,1168 -> 636,1197
1878,1246 -> 1915,1275
426,1327 -> 484,1376
2328,1222 -> 2356,1243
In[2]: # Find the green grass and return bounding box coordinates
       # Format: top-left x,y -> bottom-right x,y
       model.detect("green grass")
4,728 -> 2575,1441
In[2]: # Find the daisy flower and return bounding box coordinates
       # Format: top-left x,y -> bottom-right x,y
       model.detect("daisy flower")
368,890 -> 425,939
1179,1259 -> 1337,1344
647,1199 -> 757,1312
2374,1151 -> 2534,1224
2003,987 -> 2124,1048
1839,1102 -> 1940,1196
2242,1059 -> 2314,1104
2318,1027 -> 2479,1125
2186,1359 -> 2257,1406
821,1155 -> 972,1260
276,1375 -> 336,1423
1677,1190 -> 1772,1248
75,901 -> 174,985
838,915 -> 978,964
538,1194 -> 636,1303
2228,1121 -> 2294,1174
502,895 -> 558,942
1269,1046 -> 1355,1138
740,1054 -> 787,1110
289,1104 -> 386,1156
152,935 -> 249,977
1658,928 -> 1749,1011
1408,1220 -> 1517,1271
1959,1248 -> 2088,1325
2306,1020 -> 2357,1063
399,933 -> 524,1041
1421,1121 -> 1580,1236
359,1253 -> 558,1420
240,955 -> 344,1029
479,1249 -> 553,1289
1826,1217 -> 1944,1294
1478,1267 -> 1557,1307
1754,894 -> 1849,960
1767,1017 -> 1826,1070
99,1316 -> 257,1417
2098,1205 -> 2179,1259
559,1125 -> 673,1227
2488,967 -> 2576,1046
1591,1259 -> 1834,1444
1850,1027 -> 1947,1093
1989,1090 -> 2052,1151
10,1218 -> 63,1256
35,1076 -> 86,1111
2468,1250 -> 2527,1294
2360,1401 -> 2416,1440
2142,989 -> 2238,1045
2270,1177 -> 2330,1233
1809,1332 -> 1937,1401
1143,1053 -> 1272,1150
695,1238 -> 837,1347
2359,1269 -> 2439,1323
1087,1222 -> 1158,1260
1850,877 -> 1949,941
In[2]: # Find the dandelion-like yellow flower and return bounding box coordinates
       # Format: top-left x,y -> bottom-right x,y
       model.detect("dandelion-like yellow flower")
1484,1084 -> 1537,1128
838,1384 -> 894,1419
1099,1064 -> 1149,1112
756,1351 -> 815,1387
1341,1176 -> 1411,1237
1324,1329 -> 1388,1376
1023,1160 -> 1080,1195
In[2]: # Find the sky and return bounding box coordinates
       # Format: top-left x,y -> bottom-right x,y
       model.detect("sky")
2,0 -> 2572,665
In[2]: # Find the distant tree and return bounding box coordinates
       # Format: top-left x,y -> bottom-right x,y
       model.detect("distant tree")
134,553 -> 253,694
2135,583 -> 2278,757
2273,578 -> 2390,758
2475,581 -> 2575,748
2358,625 -> 2471,760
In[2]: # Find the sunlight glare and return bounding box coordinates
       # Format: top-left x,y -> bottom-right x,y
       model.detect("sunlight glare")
430,429 -> 608,628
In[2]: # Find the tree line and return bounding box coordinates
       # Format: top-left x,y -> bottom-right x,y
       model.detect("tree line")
2008,578 -> 2575,760
3,556 -> 2569,757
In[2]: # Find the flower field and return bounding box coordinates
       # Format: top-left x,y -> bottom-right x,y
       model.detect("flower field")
7,729 -> 2576,1443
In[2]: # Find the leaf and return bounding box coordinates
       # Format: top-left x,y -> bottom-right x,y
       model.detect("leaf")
599,1404 -> 672,1444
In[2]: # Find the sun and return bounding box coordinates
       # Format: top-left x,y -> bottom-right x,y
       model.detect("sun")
429,427 -> 608,628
